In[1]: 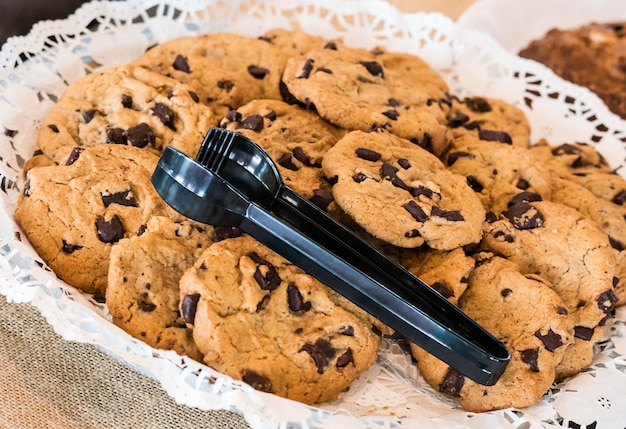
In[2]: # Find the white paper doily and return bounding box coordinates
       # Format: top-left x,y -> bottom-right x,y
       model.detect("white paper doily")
1,1 -> 626,428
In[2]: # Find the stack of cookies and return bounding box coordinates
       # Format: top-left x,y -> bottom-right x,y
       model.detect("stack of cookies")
13,28 -> 625,411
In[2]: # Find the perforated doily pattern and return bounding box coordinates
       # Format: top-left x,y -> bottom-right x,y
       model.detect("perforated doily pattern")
1,1 -> 626,428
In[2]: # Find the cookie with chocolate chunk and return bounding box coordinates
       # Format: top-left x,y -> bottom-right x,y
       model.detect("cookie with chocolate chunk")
219,99 -> 343,212
446,96 -> 531,148
258,28 -> 343,57
529,140 -> 613,175
411,255 -> 573,412
443,137 -> 553,215
14,145 -> 182,294
322,130 -> 485,250
106,216 -> 214,361
36,65 -> 215,165
281,46 -> 452,155
481,199 -> 617,379
178,234 -> 381,404
132,33 -> 285,118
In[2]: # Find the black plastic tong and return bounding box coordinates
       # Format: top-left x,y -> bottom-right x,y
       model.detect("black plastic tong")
151,128 -> 511,385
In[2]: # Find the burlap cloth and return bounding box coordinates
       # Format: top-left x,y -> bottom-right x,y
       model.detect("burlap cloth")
0,1 -> 475,427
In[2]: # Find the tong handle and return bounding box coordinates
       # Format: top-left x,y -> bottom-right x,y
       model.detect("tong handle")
252,186 -> 510,385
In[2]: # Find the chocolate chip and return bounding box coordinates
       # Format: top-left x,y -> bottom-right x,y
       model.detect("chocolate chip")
500,288 -> 512,297
82,109 -> 97,123
137,224 -> 147,236
181,293 -> 201,324
323,41 -> 337,50
151,103 -> 176,130
263,110 -> 277,121
405,229 -> 421,238
242,370 -> 272,393
256,294 -> 270,312
292,147 -> 311,166
336,348 -> 354,368
65,147 -> 83,165
355,148 -> 381,162
508,191 -> 542,207
298,59 -> 315,78
463,120 -> 480,131
217,79 -> 235,92
410,185 -> 435,199
611,190 -> 626,206
279,80 -> 300,105
534,328 -> 563,352
248,65 -> 269,79
493,230 -> 515,242
551,143 -> 581,156
106,127 -> 127,145
317,67 -> 332,74
431,282 -> 453,298
485,211 -> 497,223
101,190 -> 138,208
430,206 -> 464,222
309,189 -> 334,211
225,109 -> 242,123
574,326 -> 594,341
448,111 -> 470,128
287,283 -> 312,313
237,114 -> 264,132
247,252 -> 281,291
121,94 -> 133,108
138,300 -> 157,312
213,226 -> 242,242
446,151 -> 475,166
387,98 -> 402,107
126,123 -> 155,148
465,97 -> 492,113
95,214 -> 124,243
300,338 -> 336,374
359,61 -> 384,78
557,306 -> 568,315
172,54 -> 191,73
597,290 -> 618,316
404,201 -> 429,222
62,240 -> 83,254
339,326 -> 355,336
479,129 -> 512,144
352,172 -> 369,183
277,153 -> 299,171
516,178 -> 530,190
398,158 -> 411,169
609,236 -> 625,251
466,175 -> 483,192
188,91 -> 199,102
382,110 -> 398,120
439,367 -> 464,397
521,348 -> 540,372
502,202 -> 545,229
47,124 -> 59,133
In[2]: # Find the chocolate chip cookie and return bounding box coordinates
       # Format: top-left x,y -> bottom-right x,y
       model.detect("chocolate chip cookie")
322,130 -> 485,250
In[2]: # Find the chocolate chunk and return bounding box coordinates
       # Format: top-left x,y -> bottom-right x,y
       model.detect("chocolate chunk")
508,191 -> 542,207
137,224 -> 147,236
95,214 -> 125,244
557,306 -> 568,315
431,282 -> 453,298
466,175 -> 483,192
355,148 -> 381,162
382,110 -> 399,120
48,124 -> 59,133
463,120 -> 480,131
534,328 -> 563,352
121,94 -> 133,108
213,226 -> 242,242
188,91 -> 199,102
502,202 -> 545,229
65,147 -> 83,165
298,58 -> 315,78
597,290 -> 618,316
151,103 -> 176,130
465,97 -> 492,113
387,98 -> 402,107
381,162 -> 398,179
410,185 -> 435,199
248,65 -> 270,79
256,294 -> 271,312
485,211 -> 498,223
106,127 -> 127,145
339,325 -> 355,336
82,109 -> 97,123
126,123 -> 155,148
101,190 -> 138,208
479,129 -> 512,144
279,80 -> 300,105
287,283 -> 312,313
62,240 -> 83,254
398,158 -> 411,169
336,348 -> 354,368
431,206 -> 464,222
516,178 -> 530,190
217,79 -> 235,92
181,293 -> 201,324
138,300 -> 157,312
300,338 -> 336,374
292,147 -> 311,166
611,190 -> 626,206
263,110 -> 277,121
500,288 -> 512,297
277,153 -> 299,171
551,143 -> 581,156
405,201 -> 429,222
247,252 -> 281,291
242,370 -> 272,393
404,229 -> 421,238
317,67 -> 332,74
446,151 -> 475,166
172,54 -> 191,73
493,230 -> 515,242
309,189 -> 334,211
352,172 -> 369,183
521,348 -> 540,372
225,109 -> 242,123
439,367 -> 464,397
609,236 -> 625,251
323,41 -> 338,50
448,111 -> 470,128
574,326 -> 594,341
237,114 -> 264,132
359,61 -> 384,78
